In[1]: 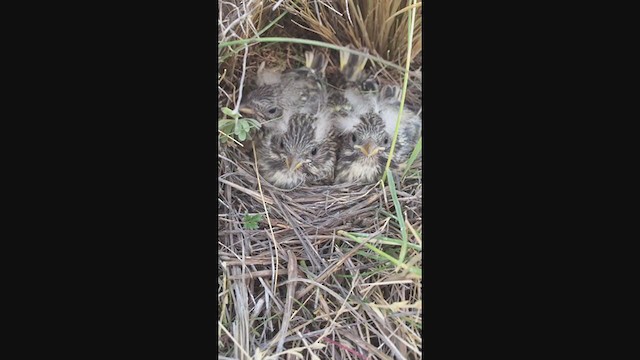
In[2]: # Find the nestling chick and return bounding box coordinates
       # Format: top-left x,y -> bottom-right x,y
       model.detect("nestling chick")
374,84 -> 422,165
255,61 -> 284,87
334,85 -> 422,184
239,51 -> 329,133
339,44 -> 369,85
327,46 -> 378,118
334,112 -> 392,184
256,112 -> 337,189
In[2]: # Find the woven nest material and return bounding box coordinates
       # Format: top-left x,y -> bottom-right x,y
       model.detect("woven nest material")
218,144 -> 422,249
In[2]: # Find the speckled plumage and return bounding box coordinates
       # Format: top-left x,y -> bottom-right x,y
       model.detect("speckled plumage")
373,85 -> 422,165
327,46 -> 377,120
246,46 -> 420,187
331,56 -> 422,184
239,51 -> 329,134
256,112 -> 337,189
335,113 -> 393,184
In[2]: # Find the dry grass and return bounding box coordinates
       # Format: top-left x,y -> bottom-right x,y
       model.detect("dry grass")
282,1 -> 421,65
218,1 -> 422,359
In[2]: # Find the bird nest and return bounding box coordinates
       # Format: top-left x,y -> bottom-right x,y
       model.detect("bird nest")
218,2 -> 423,357
218,143 -> 422,249
218,141 -> 423,356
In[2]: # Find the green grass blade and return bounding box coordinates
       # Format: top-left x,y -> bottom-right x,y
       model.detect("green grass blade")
219,37 -> 406,73
349,233 -> 422,251
385,169 -> 409,264
380,0 -> 418,182
339,229 -> 420,276
402,136 -> 422,179
256,11 -> 288,38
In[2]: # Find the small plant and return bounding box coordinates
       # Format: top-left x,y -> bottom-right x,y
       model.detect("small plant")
242,213 -> 263,230
218,107 -> 261,144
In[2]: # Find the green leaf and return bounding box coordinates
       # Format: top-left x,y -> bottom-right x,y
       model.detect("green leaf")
240,120 -> 251,132
222,107 -> 237,117
245,118 -> 261,128
218,119 -> 235,134
237,131 -> 247,141
243,213 -> 262,230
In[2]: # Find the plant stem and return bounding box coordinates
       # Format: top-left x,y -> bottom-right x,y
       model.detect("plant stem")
219,37 -> 406,72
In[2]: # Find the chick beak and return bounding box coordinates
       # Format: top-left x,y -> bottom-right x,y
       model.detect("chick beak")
286,156 -> 304,172
357,141 -> 383,157
238,106 -> 255,117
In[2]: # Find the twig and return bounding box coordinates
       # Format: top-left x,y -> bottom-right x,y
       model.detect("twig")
251,141 -> 280,295
272,0 -> 285,11
233,44 -> 250,113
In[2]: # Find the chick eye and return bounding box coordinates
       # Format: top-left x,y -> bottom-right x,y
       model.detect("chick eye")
267,107 -> 278,115
351,134 -> 357,143
279,139 -> 285,149
383,137 -> 389,145
311,147 -> 318,156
